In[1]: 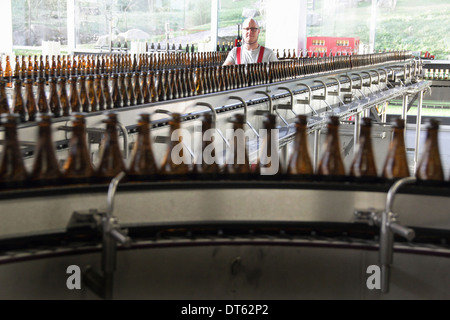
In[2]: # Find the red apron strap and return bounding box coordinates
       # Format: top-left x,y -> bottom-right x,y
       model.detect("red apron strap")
236,47 -> 241,64
257,46 -> 265,63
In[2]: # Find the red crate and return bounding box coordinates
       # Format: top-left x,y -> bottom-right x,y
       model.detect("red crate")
307,36 -> 360,56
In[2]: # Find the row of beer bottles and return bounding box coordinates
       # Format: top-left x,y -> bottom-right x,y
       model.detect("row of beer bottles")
0,111 -> 447,189
1,51 -> 411,90
0,52 -> 230,87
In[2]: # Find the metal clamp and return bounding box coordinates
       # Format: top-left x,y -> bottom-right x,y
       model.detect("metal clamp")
313,80 -> 332,111
195,102 -> 230,148
255,91 -> 273,114
297,83 -> 318,115
327,77 -> 345,105
83,171 -> 131,300
229,96 -> 259,138
353,177 -> 416,294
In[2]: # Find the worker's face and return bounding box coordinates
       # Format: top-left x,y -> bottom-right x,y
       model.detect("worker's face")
242,20 -> 260,45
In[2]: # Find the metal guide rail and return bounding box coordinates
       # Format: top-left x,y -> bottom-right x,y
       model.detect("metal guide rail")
0,175 -> 448,299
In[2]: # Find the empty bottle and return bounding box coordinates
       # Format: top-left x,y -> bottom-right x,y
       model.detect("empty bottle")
96,112 -> 126,181
0,80 -> 10,115
127,113 -> 158,180
194,112 -> 221,177
350,118 -> 378,179
70,76 -> 81,113
78,75 -> 90,113
382,119 -> 410,179
49,78 -> 62,118
62,113 -> 95,183
318,116 -> 346,177
12,79 -> 26,122
31,114 -> 62,185
254,113 -> 280,177
37,77 -> 50,114
59,77 -> 71,117
226,113 -> 251,177
416,119 -> 444,181
87,75 -> 98,112
102,74 -> 112,110
287,115 -> 314,176
0,114 -> 29,187
160,113 -> 191,176
25,78 -> 38,122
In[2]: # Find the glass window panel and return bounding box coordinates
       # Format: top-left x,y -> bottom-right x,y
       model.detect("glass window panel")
73,0 -> 212,51
218,0 -> 267,48
12,0 -> 67,47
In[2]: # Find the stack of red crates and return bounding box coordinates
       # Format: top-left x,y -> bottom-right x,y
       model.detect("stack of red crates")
307,36 -> 360,56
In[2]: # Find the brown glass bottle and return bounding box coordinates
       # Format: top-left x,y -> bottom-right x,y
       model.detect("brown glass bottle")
0,114 -> 29,187
160,113 -> 191,177
48,78 -> 62,118
133,72 -> 143,105
119,73 -> 129,107
0,80 -> 10,115
59,77 -> 70,117
382,119 -> 410,179
102,74 -> 112,110
96,112 -> 126,181
254,113 -> 280,177
318,116 -> 346,177
62,113 -> 95,183
141,71 -> 150,104
87,75 -> 98,112
126,73 -> 136,106
78,75 -> 90,113
350,117 -> 378,179
24,78 -> 37,122
95,74 -> 105,111
416,119 -> 444,181
69,76 -> 81,113
12,79 -> 26,122
226,113 -> 251,177
287,115 -> 314,177
194,112 -> 221,178
111,73 -> 122,108
30,114 -> 61,185
127,113 -> 158,180
37,77 -> 50,114
4,56 -> 13,88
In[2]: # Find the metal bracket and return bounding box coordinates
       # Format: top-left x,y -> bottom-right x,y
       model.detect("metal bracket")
255,91 -> 273,114
83,172 -> 131,300
353,177 -> 417,294
229,96 -> 259,138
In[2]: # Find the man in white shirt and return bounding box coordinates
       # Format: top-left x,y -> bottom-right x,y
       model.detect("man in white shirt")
223,18 -> 278,65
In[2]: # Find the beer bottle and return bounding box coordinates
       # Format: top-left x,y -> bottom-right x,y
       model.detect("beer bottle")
111,73 -> 122,108
127,113 -> 158,180
287,115 -> 314,177
96,112 -> 127,181
78,75 -> 90,113
226,113 -> 251,177
95,74 -> 105,111
59,77 -> 70,117
134,72 -> 143,105
30,114 -> 61,185
318,116 -> 346,177
194,112 -> 221,178
62,113 -> 95,183
12,79 -> 26,122
102,74 -> 112,110
87,75 -> 98,112
160,112 -> 191,177
0,114 -> 29,188
126,72 -> 136,106
4,55 -> 13,88
70,76 -> 81,113
349,118 -> 378,179
382,119 -> 410,180
119,73 -> 129,107
49,77 -> 62,118
254,113 -> 280,178
141,71 -> 150,104
25,78 -> 38,122
416,119 -> 444,181
0,80 -> 10,115
37,77 -> 50,114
